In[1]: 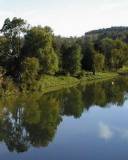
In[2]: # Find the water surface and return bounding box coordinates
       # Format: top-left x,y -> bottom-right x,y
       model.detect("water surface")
0,77 -> 128,160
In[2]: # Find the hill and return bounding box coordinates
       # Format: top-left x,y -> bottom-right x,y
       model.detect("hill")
85,27 -> 128,42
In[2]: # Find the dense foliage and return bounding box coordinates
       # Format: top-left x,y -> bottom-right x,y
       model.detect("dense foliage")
0,17 -> 128,90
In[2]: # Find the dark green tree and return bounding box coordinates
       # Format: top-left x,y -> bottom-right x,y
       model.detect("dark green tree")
0,17 -> 27,77
22,26 -> 59,75
101,38 -> 116,70
1,17 -> 27,58
82,39 -> 96,75
62,43 -> 82,75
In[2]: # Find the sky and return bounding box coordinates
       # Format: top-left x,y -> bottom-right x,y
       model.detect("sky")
0,0 -> 128,36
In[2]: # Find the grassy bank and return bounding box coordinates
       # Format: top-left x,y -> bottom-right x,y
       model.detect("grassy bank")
39,72 -> 118,94
80,72 -> 118,84
118,66 -> 128,75
39,75 -> 79,93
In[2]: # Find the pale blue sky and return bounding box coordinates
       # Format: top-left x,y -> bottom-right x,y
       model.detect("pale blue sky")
0,0 -> 128,36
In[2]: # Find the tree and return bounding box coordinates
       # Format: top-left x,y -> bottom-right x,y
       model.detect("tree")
0,17 -> 27,77
0,36 -> 8,65
21,57 -> 40,89
22,26 -> 53,57
70,44 -> 82,75
1,17 -> 27,58
22,26 -> 59,75
103,39 -> 128,70
100,38 -> 115,70
94,53 -> 105,72
111,49 -> 127,70
62,43 -> 82,75
82,39 -> 96,75
53,36 -> 66,72
38,47 -> 59,75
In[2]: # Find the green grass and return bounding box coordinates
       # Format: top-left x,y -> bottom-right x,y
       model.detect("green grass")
118,66 -> 128,75
80,72 -> 118,82
38,72 -> 118,94
39,75 -> 79,93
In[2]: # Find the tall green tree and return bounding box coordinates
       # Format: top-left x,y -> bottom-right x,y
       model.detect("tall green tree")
38,47 -> 59,75
62,43 -> 82,75
94,53 -> 105,72
100,38 -> 114,70
21,57 -> 40,90
101,38 -> 128,70
1,17 -> 27,58
0,17 -> 27,77
22,26 -> 59,75
0,36 -> 8,65
82,39 -> 96,75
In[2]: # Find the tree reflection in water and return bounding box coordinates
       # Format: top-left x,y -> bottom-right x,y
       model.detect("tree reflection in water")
0,77 -> 127,152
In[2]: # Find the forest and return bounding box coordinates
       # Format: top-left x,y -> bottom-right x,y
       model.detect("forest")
0,17 -> 128,92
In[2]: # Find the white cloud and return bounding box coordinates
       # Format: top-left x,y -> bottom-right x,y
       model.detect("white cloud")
99,122 -> 113,140
99,122 -> 128,141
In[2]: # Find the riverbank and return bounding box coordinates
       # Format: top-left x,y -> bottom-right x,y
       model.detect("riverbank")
118,66 -> 128,75
39,72 -> 118,94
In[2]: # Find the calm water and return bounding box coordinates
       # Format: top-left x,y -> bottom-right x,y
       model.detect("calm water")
0,77 -> 128,160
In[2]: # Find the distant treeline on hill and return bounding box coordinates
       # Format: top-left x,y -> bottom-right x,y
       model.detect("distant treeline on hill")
85,26 -> 128,41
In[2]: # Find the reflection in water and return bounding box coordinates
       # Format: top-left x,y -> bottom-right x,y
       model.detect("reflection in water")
99,122 -> 113,140
99,122 -> 128,141
0,77 -> 127,153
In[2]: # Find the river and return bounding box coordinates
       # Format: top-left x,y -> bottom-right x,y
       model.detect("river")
0,77 -> 128,160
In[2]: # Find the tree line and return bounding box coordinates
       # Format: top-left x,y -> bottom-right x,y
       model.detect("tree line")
0,17 -> 128,85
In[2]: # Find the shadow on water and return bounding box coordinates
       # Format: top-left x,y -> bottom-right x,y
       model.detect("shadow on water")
0,76 -> 127,153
